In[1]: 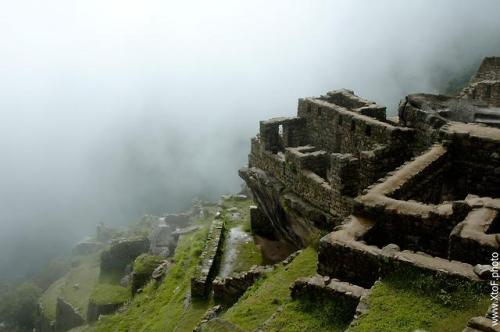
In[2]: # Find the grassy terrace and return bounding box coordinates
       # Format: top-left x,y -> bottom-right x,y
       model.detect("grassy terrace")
39,253 -> 101,320
89,284 -> 129,306
219,247 -> 350,332
349,270 -> 489,332
88,211 -> 214,332
80,195 -> 490,332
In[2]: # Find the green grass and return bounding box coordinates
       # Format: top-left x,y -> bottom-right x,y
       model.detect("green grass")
264,297 -> 352,332
231,240 -> 264,274
39,253 -> 101,320
222,247 -> 318,331
89,223 -> 212,332
349,270 -> 489,332
133,254 -> 163,275
90,284 -> 129,305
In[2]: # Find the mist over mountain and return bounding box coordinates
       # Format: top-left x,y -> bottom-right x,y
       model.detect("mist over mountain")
1,0 -> 500,281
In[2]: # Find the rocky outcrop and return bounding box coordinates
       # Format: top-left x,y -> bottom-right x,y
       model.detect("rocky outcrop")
55,298 -> 85,331
240,167 -> 332,249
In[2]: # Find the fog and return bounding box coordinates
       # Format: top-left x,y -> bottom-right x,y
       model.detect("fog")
1,0 -> 500,280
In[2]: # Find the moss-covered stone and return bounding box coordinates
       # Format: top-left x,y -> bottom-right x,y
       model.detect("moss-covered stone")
131,254 -> 164,295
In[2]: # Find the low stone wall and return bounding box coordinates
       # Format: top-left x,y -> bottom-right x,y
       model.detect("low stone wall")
213,250 -> 301,305
291,274 -> 370,318
318,215 -> 484,288
450,205 -> 500,265
191,219 -> 225,298
87,301 -> 125,323
55,297 -> 85,331
213,265 -> 273,305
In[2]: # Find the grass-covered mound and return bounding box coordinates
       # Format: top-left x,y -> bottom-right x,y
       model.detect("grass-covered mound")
349,270 -> 489,332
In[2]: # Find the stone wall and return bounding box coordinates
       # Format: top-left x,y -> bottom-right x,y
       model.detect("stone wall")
445,124 -> 500,198
100,237 -> 150,274
291,274 -> 370,317
317,215 -> 484,288
191,218 -> 225,298
55,298 -> 85,331
87,301 -> 125,323
213,265 -> 274,305
212,250 -> 301,305
243,90 -> 416,248
450,206 -> 499,265
464,80 -> 500,107
470,57 -> 500,83
296,97 -> 411,156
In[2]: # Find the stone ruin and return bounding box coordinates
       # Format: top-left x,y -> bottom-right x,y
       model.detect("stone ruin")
240,57 -> 500,330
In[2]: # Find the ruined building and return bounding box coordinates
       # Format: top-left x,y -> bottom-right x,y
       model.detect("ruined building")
240,57 -> 500,330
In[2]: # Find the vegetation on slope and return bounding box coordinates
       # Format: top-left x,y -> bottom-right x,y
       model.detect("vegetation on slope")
89,220 -> 212,331
220,247 -> 349,332
0,282 -> 42,331
349,270 -> 489,332
39,252 -> 100,320
89,284 -> 129,306
133,254 -> 163,275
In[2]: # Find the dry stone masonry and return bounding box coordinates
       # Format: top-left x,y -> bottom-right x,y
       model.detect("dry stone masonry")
240,56 -> 500,328
191,218 -> 225,298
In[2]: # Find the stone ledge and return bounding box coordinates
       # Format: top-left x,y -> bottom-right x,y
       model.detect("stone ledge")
213,250 -> 301,305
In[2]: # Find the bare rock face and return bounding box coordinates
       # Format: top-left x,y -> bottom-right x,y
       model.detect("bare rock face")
240,167 -> 332,250
55,297 -> 85,331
